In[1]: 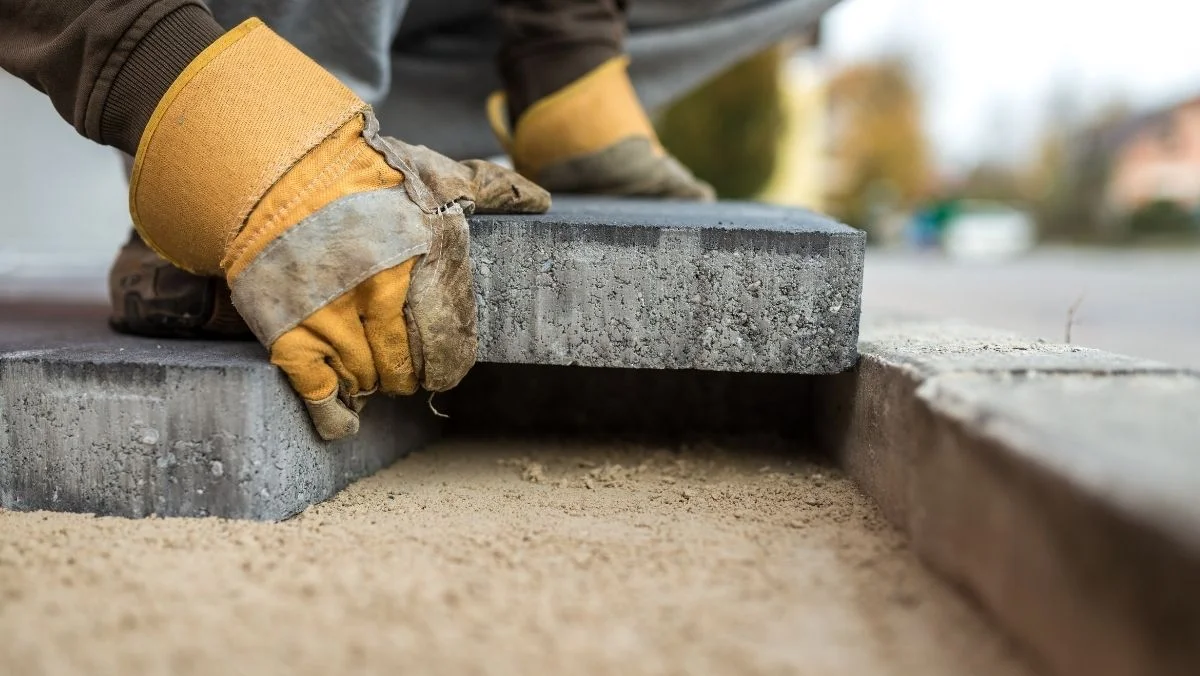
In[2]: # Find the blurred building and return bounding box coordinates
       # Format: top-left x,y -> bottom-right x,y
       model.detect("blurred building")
1105,96 -> 1200,212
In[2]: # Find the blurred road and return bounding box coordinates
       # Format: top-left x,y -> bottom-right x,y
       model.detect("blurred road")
864,248 -> 1200,369
2,72 -> 1197,368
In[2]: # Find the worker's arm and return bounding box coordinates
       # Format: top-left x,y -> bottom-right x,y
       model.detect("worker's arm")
490,0 -> 715,200
0,0 -> 222,154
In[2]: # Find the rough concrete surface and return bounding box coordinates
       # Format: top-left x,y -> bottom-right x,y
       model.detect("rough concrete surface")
0,440 -> 1033,676
854,316 -> 1171,374
0,314 -> 439,520
471,197 -> 864,374
815,316 -> 1200,676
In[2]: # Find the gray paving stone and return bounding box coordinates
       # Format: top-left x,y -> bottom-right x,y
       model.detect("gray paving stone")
471,197 -> 864,373
0,316 -> 439,520
814,316 -> 1200,676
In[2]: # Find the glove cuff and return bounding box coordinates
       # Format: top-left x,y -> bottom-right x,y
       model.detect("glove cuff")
129,17 -> 366,275
486,56 -> 662,183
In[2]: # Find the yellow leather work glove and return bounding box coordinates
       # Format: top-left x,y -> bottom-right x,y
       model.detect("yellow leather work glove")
130,19 -> 550,440
487,56 -> 714,201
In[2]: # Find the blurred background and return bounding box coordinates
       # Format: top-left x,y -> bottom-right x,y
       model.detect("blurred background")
662,0 -> 1200,368
2,0 -> 1198,367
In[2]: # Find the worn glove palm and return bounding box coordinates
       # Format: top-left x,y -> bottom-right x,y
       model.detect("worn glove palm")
487,56 -> 714,200
130,19 -> 549,440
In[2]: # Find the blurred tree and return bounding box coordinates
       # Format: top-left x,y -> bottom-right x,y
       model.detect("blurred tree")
655,46 -> 786,199
957,162 -> 1028,204
1126,199 -> 1197,239
823,58 -> 932,232
1028,98 -> 1132,242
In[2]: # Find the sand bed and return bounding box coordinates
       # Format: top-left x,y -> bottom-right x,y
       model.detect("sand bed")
0,439 -> 1033,675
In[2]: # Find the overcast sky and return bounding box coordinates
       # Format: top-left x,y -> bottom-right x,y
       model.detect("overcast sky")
822,0 -> 1200,173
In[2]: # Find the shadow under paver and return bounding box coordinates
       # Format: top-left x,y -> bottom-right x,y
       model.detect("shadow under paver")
0,199 -> 864,519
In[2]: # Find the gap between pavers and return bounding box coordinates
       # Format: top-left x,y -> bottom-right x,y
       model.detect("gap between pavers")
813,316 -> 1200,676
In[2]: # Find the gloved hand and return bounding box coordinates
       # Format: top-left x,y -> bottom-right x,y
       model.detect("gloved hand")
487,56 -> 715,201
130,18 -> 549,440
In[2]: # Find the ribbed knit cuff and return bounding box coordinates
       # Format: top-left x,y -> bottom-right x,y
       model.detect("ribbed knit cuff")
100,5 -> 224,155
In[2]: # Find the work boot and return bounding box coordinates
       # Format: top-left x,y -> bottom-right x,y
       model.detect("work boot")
487,56 -> 715,200
108,229 -> 253,340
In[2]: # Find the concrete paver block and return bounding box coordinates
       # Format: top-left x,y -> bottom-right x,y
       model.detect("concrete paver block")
815,316 -> 1200,676
0,317 -> 439,520
471,197 -> 864,373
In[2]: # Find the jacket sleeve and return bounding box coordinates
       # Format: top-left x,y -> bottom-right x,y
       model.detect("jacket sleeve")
0,0 -> 223,154
495,0 -> 628,118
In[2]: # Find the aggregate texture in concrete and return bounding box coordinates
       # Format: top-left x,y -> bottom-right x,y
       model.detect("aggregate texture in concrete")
0,314 -> 439,520
814,316 -> 1200,676
469,197 -> 865,374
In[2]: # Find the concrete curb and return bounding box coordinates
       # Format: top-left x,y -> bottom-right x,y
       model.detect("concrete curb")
814,317 -> 1200,676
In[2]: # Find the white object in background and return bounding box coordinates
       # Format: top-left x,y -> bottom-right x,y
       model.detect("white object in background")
943,206 -> 1036,261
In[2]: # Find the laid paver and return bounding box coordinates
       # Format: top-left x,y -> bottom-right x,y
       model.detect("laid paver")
813,316 -> 1200,676
0,315 -> 439,520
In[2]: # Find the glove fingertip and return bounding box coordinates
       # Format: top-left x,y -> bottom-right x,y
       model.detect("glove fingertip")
695,183 -> 717,202
304,393 -> 361,440
507,175 -> 552,214
461,159 -> 552,214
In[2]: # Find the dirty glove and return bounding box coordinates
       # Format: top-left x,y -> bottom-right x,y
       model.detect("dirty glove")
487,56 -> 715,201
130,19 -> 549,440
